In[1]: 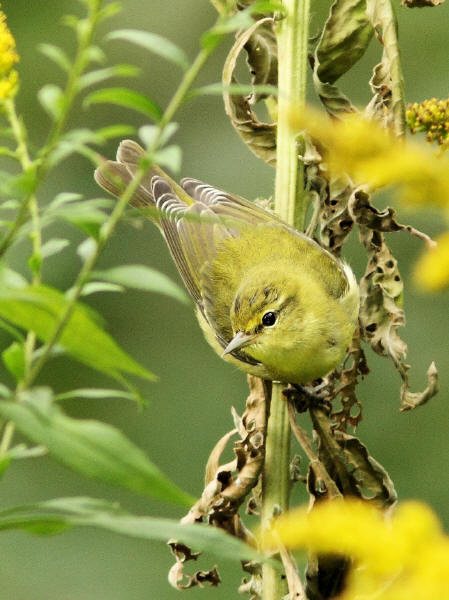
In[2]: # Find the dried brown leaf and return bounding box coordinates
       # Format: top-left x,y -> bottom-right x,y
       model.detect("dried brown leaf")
313,0 -> 373,117
223,18 -> 277,165
400,361 -> 439,411
331,325 -> 369,430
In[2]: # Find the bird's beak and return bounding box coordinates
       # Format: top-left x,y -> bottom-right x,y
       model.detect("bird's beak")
222,331 -> 256,357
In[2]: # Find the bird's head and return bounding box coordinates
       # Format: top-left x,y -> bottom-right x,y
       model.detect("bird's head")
222,268 -> 305,363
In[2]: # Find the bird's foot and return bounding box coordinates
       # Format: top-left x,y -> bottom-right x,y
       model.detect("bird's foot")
282,383 -> 331,414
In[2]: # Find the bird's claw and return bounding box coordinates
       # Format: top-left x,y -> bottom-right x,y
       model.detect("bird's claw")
282,383 -> 331,414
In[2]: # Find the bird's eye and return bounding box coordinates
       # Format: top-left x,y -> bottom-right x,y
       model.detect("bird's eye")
262,311 -> 277,326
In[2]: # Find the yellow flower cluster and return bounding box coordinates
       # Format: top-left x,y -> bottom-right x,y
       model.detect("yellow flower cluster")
0,7 -> 18,100
262,498 -> 449,600
407,98 -> 449,149
289,108 -> 449,291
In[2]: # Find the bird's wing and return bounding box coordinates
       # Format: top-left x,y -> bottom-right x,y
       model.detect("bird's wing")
150,176 -> 243,311
180,177 -> 283,226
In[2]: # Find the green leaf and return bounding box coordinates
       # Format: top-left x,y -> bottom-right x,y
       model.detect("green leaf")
0,285 -> 156,381
38,84 -> 64,119
95,124 -> 136,141
2,341 -> 25,381
0,496 -> 270,565
79,64 -> 141,90
84,87 -> 162,122
153,145 -> 182,174
44,198 -> 112,238
48,193 -> 83,209
38,43 -> 71,72
7,444 -> 47,460
98,1 -> 122,21
92,265 -> 188,304
77,238 -> 97,261
0,265 -> 27,289
0,391 -> 194,506
85,45 -> 106,65
138,122 -> 179,149
41,239 -> 70,259
54,388 -> 136,402
107,29 -> 189,71
80,282 -> 124,296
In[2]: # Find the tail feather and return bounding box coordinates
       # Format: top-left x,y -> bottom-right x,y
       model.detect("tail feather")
94,159 -> 155,208
117,139 -> 145,165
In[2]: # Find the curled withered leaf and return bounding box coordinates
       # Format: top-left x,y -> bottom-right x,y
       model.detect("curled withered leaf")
366,0 -> 405,135
223,18 -> 277,165
168,376 -> 268,587
365,52 -> 393,126
310,407 -> 397,508
357,223 -> 439,409
205,428 -> 237,485
168,543 -> 221,590
312,0 -> 373,116
334,431 -> 397,507
239,559 -> 262,600
244,19 -> 277,103
349,188 -> 435,246
319,176 -> 354,255
400,361 -> 439,411
331,325 -> 369,431
305,403 -> 396,600
358,227 -> 406,361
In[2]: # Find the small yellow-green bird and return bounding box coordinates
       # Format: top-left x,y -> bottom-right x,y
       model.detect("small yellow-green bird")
95,140 -> 359,384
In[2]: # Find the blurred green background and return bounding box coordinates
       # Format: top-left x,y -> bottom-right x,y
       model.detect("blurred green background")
0,1 -> 448,598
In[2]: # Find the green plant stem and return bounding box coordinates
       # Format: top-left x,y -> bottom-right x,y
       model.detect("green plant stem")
22,44 -> 215,390
41,2 -> 102,162
0,1 -> 104,260
261,1 -> 310,599
0,421 -> 15,457
1,99 -> 42,452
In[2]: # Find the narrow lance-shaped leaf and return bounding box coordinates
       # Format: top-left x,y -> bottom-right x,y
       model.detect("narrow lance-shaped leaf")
78,64 -> 141,90
92,265 -> 188,304
84,87 -> 162,122
0,285 -> 155,381
107,29 -> 189,71
0,496 -> 271,565
0,389 -> 194,507
38,43 -> 72,72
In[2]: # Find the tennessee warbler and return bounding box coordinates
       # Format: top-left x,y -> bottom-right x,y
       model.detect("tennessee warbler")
95,140 -> 359,384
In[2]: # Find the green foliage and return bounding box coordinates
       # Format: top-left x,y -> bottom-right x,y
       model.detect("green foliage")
0,496 -> 269,564
0,2 -> 272,587
0,388 -> 194,506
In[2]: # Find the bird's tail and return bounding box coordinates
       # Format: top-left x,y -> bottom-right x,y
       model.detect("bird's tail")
94,140 -> 188,217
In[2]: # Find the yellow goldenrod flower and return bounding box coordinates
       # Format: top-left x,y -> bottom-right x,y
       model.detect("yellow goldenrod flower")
289,107 -> 449,292
414,231 -> 449,291
289,107 -> 449,210
0,6 -> 18,100
407,98 -> 449,149
261,498 -> 449,600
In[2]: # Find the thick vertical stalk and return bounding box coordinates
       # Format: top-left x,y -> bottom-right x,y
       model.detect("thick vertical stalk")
261,1 -> 310,599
